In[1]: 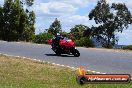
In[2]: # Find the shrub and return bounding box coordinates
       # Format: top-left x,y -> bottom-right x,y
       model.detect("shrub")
123,45 -> 132,50
74,40 -> 81,46
33,33 -> 53,44
74,37 -> 94,47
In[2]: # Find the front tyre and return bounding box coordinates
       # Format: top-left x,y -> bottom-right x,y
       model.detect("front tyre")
73,49 -> 80,57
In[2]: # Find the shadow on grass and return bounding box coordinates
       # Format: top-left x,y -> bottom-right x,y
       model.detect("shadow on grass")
45,54 -> 75,57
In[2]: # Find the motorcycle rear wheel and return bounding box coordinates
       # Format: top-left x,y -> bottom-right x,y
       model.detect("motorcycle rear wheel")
55,50 -> 61,56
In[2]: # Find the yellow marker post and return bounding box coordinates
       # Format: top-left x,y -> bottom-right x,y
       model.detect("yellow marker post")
78,66 -> 86,76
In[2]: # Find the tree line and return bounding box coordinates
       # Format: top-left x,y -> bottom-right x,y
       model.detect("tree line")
34,19 -> 94,47
0,0 -> 35,41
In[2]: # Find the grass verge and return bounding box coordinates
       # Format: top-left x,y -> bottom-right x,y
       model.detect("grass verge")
0,54 -> 131,88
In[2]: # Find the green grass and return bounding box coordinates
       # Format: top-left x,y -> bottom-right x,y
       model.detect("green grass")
0,54 -> 132,88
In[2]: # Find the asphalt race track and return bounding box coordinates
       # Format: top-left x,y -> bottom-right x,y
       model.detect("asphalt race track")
0,41 -> 132,75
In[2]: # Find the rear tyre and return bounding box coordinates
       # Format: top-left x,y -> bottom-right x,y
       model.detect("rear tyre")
55,50 -> 61,56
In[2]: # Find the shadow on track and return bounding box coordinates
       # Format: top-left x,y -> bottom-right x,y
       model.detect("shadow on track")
45,54 -> 75,57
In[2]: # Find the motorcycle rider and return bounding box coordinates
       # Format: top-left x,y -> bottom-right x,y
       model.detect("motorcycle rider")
52,33 -> 64,50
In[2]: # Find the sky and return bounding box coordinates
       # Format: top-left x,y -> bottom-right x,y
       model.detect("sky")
0,0 -> 132,45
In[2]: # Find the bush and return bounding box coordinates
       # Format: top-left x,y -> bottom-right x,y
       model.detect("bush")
33,33 -> 53,44
123,45 -> 132,50
75,37 -> 94,47
75,40 -> 81,46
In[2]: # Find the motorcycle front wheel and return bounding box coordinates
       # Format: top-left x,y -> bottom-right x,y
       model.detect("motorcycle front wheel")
72,49 -> 80,57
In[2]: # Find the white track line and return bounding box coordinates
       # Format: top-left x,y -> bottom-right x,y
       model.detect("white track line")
61,65 -> 65,67
56,64 -> 60,66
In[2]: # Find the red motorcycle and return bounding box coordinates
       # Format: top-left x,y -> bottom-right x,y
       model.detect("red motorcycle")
48,38 -> 80,57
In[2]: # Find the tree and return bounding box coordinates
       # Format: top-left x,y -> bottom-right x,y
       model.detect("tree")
70,24 -> 88,40
70,24 -> 94,47
2,0 -> 20,41
88,0 -> 132,48
48,18 -> 62,35
0,6 -> 3,39
83,27 -> 93,38
22,11 -> 35,41
18,0 -> 35,41
1,0 -> 35,41
25,0 -> 34,6
61,31 -> 68,37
